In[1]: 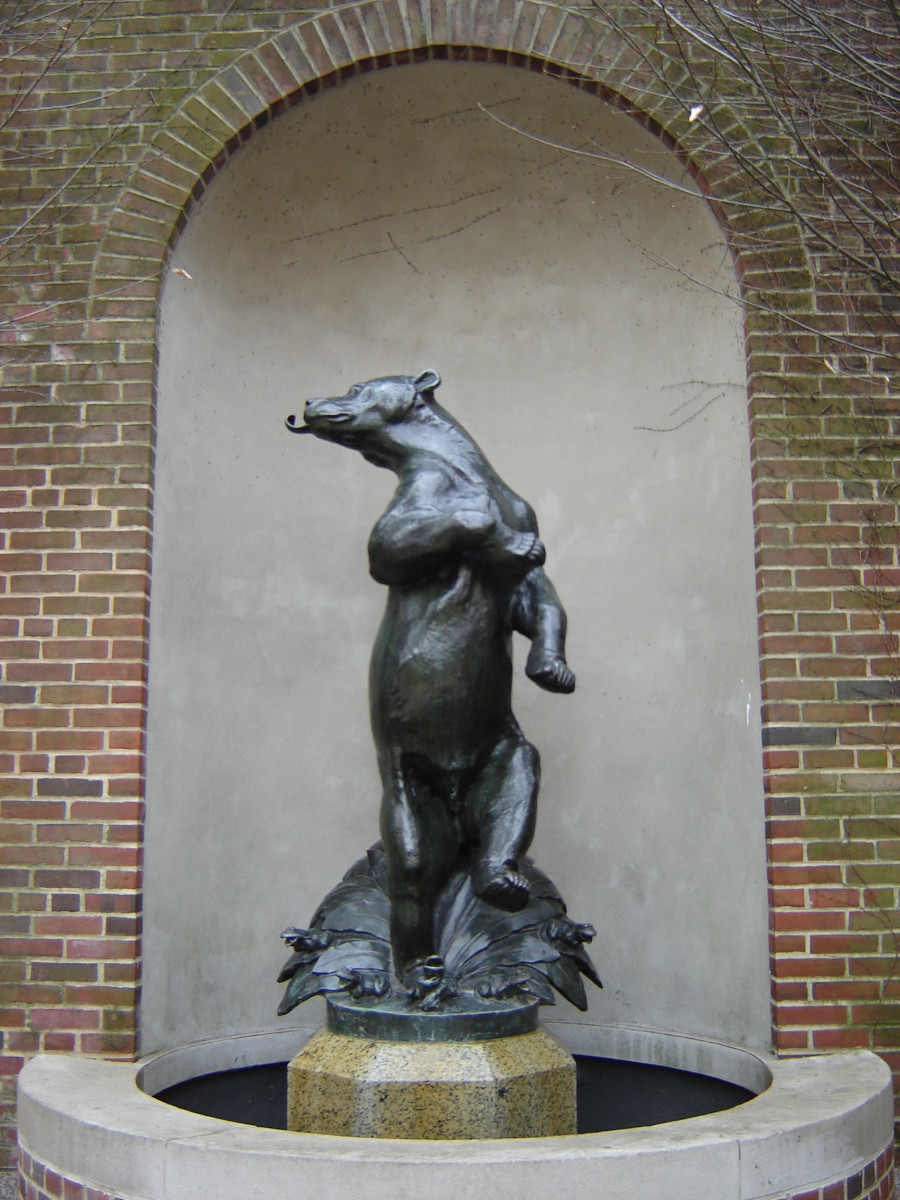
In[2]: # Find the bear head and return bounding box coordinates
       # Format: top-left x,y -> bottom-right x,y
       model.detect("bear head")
286,370 -> 441,465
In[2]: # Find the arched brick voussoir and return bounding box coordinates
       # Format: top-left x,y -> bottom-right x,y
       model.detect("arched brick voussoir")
89,0 -> 805,326
89,10 -> 377,311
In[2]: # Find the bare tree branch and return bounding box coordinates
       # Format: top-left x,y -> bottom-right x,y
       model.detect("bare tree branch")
585,0 -> 900,301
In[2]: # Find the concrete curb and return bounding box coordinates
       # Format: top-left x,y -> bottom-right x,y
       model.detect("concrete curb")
16,1030 -> 894,1200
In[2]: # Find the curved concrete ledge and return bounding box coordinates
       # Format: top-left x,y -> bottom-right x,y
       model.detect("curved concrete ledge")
134,1022 -> 775,1097
18,1030 -> 893,1200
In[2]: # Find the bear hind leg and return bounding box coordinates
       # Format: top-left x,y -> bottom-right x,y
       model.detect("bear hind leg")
380,757 -> 459,982
465,733 -> 539,914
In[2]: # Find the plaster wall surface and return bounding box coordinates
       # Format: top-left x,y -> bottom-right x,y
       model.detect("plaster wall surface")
144,61 -> 769,1052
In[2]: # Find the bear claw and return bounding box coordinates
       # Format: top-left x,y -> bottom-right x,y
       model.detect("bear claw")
476,868 -> 530,913
525,650 -> 576,694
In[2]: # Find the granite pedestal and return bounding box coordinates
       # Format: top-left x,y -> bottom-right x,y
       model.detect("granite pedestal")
286,996 -> 576,1139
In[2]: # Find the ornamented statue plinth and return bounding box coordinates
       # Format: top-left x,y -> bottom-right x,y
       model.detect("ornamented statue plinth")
279,372 -> 600,1139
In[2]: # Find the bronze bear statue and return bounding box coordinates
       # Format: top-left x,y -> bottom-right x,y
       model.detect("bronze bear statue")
287,370 -> 575,990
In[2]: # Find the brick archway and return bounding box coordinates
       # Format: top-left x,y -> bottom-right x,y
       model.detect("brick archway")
7,1 -> 900,1177
89,0 -> 806,1052
91,1 -> 796,324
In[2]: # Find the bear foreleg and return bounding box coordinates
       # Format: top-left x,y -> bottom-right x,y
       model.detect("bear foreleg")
511,567 -> 576,693
368,502 -> 545,586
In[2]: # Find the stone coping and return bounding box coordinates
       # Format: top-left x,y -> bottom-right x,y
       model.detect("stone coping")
17,1026 -> 893,1200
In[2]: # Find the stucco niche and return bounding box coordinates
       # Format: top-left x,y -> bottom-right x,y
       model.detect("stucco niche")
144,60 -> 769,1053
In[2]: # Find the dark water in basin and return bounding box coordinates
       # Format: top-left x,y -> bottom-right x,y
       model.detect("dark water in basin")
155,1055 -> 754,1134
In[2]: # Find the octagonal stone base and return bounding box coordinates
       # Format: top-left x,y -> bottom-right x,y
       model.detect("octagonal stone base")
287,1026 -> 576,1139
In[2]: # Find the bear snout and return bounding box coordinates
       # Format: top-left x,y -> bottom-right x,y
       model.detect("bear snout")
304,397 -> 354,426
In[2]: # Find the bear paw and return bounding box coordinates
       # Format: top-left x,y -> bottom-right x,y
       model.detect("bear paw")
525,648 -> 576,694
508,532 -> 546,567
475,867 -> 530,913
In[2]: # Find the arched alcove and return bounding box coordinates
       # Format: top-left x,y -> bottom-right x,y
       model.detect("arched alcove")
143,58 -> 770,1053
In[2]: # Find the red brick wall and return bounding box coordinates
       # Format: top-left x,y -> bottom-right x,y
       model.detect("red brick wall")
1,0 -> 898,1168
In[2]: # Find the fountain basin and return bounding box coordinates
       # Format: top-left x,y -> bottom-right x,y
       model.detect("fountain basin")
17,1025 -> 894,1200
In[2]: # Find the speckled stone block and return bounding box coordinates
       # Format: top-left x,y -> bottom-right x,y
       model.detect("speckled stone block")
287,1026 -> 576,1139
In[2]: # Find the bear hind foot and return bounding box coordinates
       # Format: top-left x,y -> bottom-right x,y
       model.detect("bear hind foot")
475,867 -> 530,913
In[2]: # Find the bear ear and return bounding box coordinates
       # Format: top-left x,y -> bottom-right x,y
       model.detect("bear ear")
413,369 -> 441,396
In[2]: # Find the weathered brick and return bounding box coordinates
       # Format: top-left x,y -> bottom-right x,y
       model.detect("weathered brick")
1,0 -> 900,1175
